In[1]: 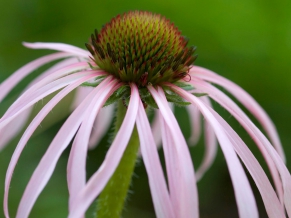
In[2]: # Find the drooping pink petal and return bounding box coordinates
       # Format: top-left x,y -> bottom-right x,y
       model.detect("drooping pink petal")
151,109 -> 163,146
68,83 -> 139,218
0,109 -> 30,151
14,77 -> 116,218
188,79 -> 291,215
33,57 -> 83,83
0,61 -> 95,151
209,106 -> 285,218
0,58 -> 83,151
195,96 -> 217,182
136,100 -> 175,218
169,84 -> 259,218
70,87 -> 93,110
0,52 -> 74,103
190,79 -> 284,205
69,86 -> 115,149
1,61 -> 89,119
0,59 -> 94,151
71,87 -> 114,149
23,42 -> 90,58
0,70 -> 102,129
148,86 -> 199,218
88,104 -> 115,149
159,114 -> 179,217
4,72 -> 101,218
191,66 -> 285,162
254,126 -> 291,216
187,104 -> 202,145
151,103 -> 174,147
67,82 -> 121,209
2,62 -> 90,117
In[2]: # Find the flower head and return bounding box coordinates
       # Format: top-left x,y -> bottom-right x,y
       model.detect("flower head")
1,10 -> 291,218
86,11 -> 196,86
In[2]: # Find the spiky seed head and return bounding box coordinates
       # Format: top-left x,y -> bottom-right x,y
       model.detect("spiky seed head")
86,11 -> 197,86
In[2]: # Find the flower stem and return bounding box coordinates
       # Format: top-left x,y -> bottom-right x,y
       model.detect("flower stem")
95,100 -> 140,218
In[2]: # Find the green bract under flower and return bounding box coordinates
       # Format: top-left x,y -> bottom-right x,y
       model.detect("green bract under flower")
86,11 -> 197,87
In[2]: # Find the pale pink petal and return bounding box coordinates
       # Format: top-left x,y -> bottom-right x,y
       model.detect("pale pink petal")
159,114 -> 179,217
33,57 -> 83,83
0,61 -> 93,151
15,77 -> 116,218
0,109 -> 30,151
151,109 -> 163,146
169,84 -> 259,218
88,104 -> 115,149
189,80 -> 291,215
0,52 -> 74,103
190,79 -> 284,205
3,62 -> 89,116
191,66 -> 285,162
209,106 -> 285,218
70,87 -> 115,149
1,62 -> 89,119
151,103 -> 174,147
136,100 -> 175,218
195,96 -> 217,181
187,104 -> 202,145
0,58 -> 83,150
70,87 -> 93,110
4,73 -> 100,218
148,86 -> 199,218
68,83 -> 139,218
23,42 -> 90,58
255,127 -> 291,216
67,81 -> 121,209
0,71 -> 102,130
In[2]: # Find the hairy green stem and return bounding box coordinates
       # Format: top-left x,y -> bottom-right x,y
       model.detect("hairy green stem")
95,100 -> 139,218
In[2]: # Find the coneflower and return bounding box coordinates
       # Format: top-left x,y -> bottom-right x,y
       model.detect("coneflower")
1,11 -> 290,218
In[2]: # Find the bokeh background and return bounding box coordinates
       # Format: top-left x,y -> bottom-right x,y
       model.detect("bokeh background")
1,0 -> 291,217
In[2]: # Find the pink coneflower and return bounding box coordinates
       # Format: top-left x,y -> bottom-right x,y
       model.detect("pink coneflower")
1,11 -> 290,218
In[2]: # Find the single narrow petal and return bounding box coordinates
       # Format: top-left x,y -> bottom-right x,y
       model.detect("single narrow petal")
68,83 -> 139,218
136,101 -> 175,218
148,86 -> 199,218
0,52 -> 73,103
195,97 -> 217,181
191,66 -> 285,162
187,104 -> 202,145
67,82 -> 121,208
151,109 -> 163,146
169,84 -> 259,218
190,79 -> 284,205
151,103 -> 174,147
159,113 -> 179,217
88,104 -> 115,149
209,106 -> 285,218
0,71 -> 102,130
23,42 -> 90,57
4,73 -> 100,218
15,77 -> 115,218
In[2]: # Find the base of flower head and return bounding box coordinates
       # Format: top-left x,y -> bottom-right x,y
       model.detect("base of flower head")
81,74 -> 207,109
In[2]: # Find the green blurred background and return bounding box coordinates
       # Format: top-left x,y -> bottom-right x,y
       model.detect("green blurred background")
1,0 -> 291,217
